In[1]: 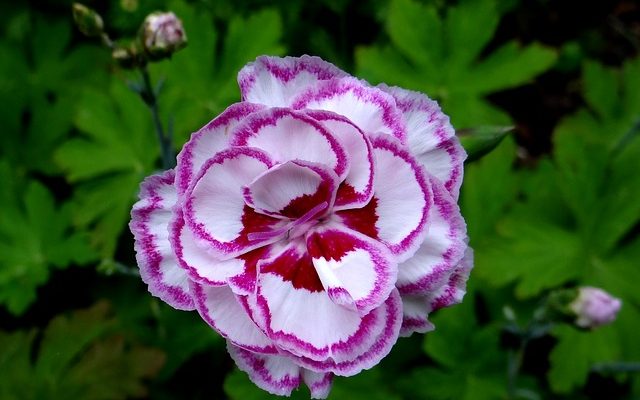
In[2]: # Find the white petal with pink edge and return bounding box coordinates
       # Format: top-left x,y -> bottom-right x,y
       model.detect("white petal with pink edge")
169,210 -> 245,286
306,224 -> 397,315
305,110 -> 375,210
183,147 -> 285,258
227,344 -> 302,397
336,134 -> 432,262
379,84 -> 466,199
238,55 -> 348,107
175,102 -> 264,196
427,246 -> 474,312
192,282 -> 277,353
230,108 -> 349,180
399,295 -> 435,337
286,289 -> 403,376
396,176 -> 467,295
291,77 -> 407,142
243,160 -> 338,219
130,170 -> 194,310
303,370 -> 334,399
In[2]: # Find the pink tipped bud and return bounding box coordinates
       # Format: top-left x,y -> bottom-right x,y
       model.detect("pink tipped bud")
570,287 -> 621,329
141,12 -> 187,60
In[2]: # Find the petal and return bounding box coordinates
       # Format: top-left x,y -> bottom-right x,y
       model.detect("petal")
175,102 -> 264,196
191,282 -> 277,353
337,134 -> 432,262
303,370 -> 333,400
379,85 -> 466,199
428,246 -> 473,312
170,210 -> 245,286
228,344 -> 301,397
305,110 -> 375,210
255,241 -> 401,368
396,176 -> 468,295
288,289 -> 403,376
306,224 -> 397,315
130,170 -> 194,310
244,160 -> 338,219
184,147 -> 284,258
399,295 -> 435,337
230,108 -> 349,180
238,55 -> 348,107
291,77 -> 407,142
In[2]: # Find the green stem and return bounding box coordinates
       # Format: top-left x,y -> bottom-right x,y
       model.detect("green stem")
506,341 -> 526,400
592,362 -> 640,373
140,65 -> 174,169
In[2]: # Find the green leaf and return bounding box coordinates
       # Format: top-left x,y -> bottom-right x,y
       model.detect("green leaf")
356,0 -> 557,128
0,302 -> 165,400
55,83 -> 158,257
0,173 -> 96,315
458,125 -> 512,162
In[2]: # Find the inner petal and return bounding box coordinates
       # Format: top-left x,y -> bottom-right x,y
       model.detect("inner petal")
244,160 -> 338,220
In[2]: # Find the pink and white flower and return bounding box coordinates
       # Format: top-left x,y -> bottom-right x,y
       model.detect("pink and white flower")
130,55 -> 471,398
570,287 -> 622,329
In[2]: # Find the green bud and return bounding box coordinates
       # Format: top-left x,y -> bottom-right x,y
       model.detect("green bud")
72,3 -> 104,37
112,46 -> 140,69
458,126 -> 513,163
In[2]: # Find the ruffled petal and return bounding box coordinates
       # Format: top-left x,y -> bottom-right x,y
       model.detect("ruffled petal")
396,176 -> 467,295
244,160 -> 338,219
427,246 -> 473,312
336,134 -> 432,262
305,110 -> 375,210
130,170 -> 194,310
175,102 -> 264,196
184,147 -> 285,258
228,344 -> 302,397
238,55 -> 348,107
192,282 -> 277,353
399,295 -> 435,337
379,85 -> 465,199
230,107 -> 349,180
303,370 -> 333,399
306,223 -> 397,314
291,77 -> 407,142
288,289 -> 403,376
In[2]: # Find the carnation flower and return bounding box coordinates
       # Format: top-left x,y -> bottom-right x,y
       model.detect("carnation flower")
130,55 -> 472,398
570,287 -> 622,329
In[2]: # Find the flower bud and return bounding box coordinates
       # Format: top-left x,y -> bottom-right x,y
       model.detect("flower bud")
570,287 -> 622,329
140,12 -> 187,61
72,3 -> 104,37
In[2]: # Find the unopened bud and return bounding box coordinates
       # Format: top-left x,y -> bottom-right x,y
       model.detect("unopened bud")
141,12 -> 187,61
112,46 -> 139,69
72,3 -> 104,37
570,287 -> 621,329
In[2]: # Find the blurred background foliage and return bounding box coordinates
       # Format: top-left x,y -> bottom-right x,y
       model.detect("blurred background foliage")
0,0 -> 639,398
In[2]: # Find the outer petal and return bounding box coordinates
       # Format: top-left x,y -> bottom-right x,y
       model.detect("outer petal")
191,282 -> 276,353
396,176 -> 467,295
254,240 -> 401,368
230,108 -> 349,180
184,147 -> 284,258
288,289 -> 403,376
238,55 -> 348,106
399,295 -> 435,337
228,344 -> 302,397
130,170 -> 194,310
305,110 -> 375,210
303,370 -> 334,399
379,84 -> 465,199
306,223 -> 397,315
175,102 -> 264,196
427,246 -> 474,312
291,77 -> 407,142
336,134 -> 432,262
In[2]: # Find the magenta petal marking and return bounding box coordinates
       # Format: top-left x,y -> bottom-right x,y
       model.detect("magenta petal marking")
428,247 -> 473,312
399,295 -> 435,337
396,176 -> 468,295
230,107 -> 349,180
305,110 -> 375,210
191,282 -> 277,354
238,55 -> 348,106
303,370 -> 333,399
306,224 -> 398,315
291,77 -> 407,143
227,343 -> 302,396
175,102 -> 264,196
130,170 -> 194,310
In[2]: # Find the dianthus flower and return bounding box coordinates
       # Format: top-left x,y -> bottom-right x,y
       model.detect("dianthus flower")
130,55 -> 472,398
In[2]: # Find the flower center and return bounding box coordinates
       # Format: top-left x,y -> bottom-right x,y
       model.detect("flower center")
247,201 -> 328,243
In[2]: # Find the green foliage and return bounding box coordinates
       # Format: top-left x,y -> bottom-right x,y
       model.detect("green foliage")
0,302 -> 165,400
356,0 -> 557,128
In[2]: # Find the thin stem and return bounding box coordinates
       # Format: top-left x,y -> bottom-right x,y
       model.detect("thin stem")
592,362 -> 640,374
140,65 -> 175,169
507,341 -> 526,400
